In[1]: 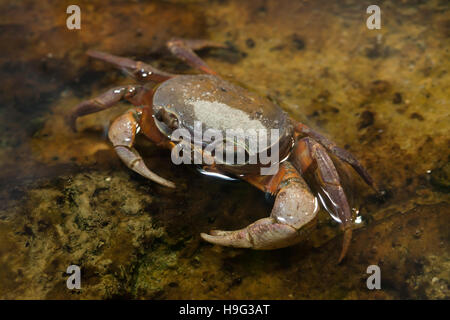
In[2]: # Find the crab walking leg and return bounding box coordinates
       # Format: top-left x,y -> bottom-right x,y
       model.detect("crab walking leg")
87,50 -> 174,82
291,137 -> 353,263
67,85 -> 152,131
294,122 -> 378,193
108,109 -> 175,188
167,38 -> 227,75
201,162 -> 319,250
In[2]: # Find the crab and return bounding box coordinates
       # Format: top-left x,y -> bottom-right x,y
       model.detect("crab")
68,38 -> 378,262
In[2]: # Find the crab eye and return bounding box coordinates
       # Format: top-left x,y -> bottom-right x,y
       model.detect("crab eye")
154,108 -> 180,136
162,112 -> 178,129
154,109 -> 163,121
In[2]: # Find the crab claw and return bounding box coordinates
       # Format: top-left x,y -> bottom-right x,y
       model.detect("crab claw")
201,172 -> 319,249
109,110 -> 176,189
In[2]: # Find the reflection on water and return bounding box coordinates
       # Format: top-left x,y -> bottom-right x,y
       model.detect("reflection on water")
0,0 -> 448,299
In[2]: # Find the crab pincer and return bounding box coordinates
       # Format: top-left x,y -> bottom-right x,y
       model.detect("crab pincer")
201,162 -> 320,250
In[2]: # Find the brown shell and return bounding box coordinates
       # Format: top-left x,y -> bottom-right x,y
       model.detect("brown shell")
152,74 -> 293,174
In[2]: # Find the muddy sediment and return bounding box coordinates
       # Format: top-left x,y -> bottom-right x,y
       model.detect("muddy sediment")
0,0 -> 448,299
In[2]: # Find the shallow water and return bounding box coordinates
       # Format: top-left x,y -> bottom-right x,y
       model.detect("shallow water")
0,0 -> 448,299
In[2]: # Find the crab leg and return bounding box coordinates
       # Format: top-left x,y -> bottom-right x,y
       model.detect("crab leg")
294,122 -> 378,193
201,162 -> 319,250
67,85 -> 152,131
167,38 -> 226,75
291,137 -> 353,263
87,50 -> 174,82
108,108 -> 175,188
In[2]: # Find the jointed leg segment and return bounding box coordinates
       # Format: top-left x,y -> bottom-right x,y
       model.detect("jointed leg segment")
67,85 -> 151,131
167,38 -> 226,75
87,50 -> 174,82
291,137 -> 353,263
109,109 -> 175,188
68,85 -> 175,188
294,122 -> 378,193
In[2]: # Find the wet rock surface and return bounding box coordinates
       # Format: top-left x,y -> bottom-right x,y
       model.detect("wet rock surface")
0,0 -> 449,299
